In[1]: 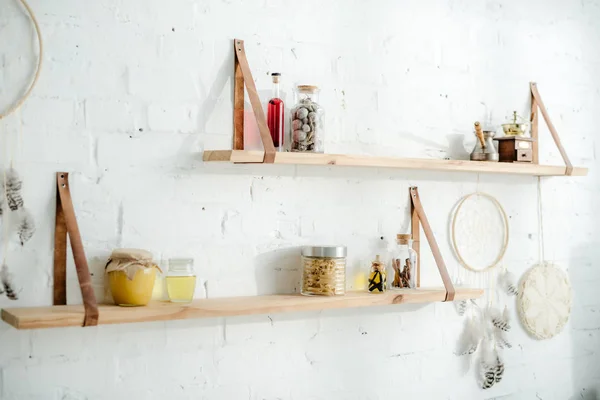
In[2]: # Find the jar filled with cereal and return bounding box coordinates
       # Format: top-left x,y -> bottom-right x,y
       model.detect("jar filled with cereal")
301,246 -> 346,296
290,85 -> 324,153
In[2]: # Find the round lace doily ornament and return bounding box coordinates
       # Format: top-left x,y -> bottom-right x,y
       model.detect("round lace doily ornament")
517,262 -> 572,340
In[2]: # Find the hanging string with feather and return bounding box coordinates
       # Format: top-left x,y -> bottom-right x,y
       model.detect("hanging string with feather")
0,0 -> 43,300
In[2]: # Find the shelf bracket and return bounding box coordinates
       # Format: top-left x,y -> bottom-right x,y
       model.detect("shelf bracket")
54,172 -> 99,327
409,187 -> 456,302
233,39 -> 276,163
530,82 -> 573,175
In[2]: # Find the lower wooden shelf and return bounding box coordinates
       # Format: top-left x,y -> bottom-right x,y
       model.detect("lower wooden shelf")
1,287 -> 482,330
202,150 -> 588,177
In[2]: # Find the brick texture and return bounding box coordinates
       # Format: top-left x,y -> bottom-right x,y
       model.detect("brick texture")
0,0 -> 599,399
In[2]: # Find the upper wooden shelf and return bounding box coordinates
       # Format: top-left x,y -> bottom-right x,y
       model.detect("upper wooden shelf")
2,287 -> 482,330
202,150 -> 588,177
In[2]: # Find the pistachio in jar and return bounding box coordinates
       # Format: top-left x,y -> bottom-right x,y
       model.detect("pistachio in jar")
291,85 -> 324,153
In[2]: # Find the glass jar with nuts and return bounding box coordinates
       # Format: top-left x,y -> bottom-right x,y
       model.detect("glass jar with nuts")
290,85 -> 324,153
301,246 -> 346,296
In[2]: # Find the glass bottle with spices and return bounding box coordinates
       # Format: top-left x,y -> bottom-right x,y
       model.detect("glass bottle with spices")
166,258 -> 196,303
301,246 -> 346,296
291,85 -> 324,153
368,255 -> 387,293
390,234 -> 418,289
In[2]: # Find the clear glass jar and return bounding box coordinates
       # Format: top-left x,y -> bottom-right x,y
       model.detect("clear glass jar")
301,246 -> 346,296
390,234 -> 418,289
166,258 -> 196,303
368,255 -> 386,293
291,85 -> 324,153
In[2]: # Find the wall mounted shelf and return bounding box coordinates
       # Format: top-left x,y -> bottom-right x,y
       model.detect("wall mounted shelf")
202,150 -> 588,177
1,287 -> 483,330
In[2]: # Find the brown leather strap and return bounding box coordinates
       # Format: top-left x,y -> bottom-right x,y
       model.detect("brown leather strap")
233,45 -> 244,151
53,185 -> 67,306
530,89 -> 539,164
530,82 -> 573,175
234,39 -> 276,163
409,187 -> 456,301
410,200 -> 421,288
56,173 -> 99,326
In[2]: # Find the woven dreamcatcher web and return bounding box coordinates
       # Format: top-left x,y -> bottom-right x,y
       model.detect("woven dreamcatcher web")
517,178 -> 572,340
451,192 -> 509,274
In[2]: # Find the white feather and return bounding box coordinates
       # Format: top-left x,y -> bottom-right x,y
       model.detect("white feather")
479,339 -> 497,389
455,299 -> 467,316
494,327 -> 512,349
1,263 -> 18,300
494,353 -> 505,383
456,316 -> 482,356
15,208 -> 35,246
499,270 -> 519,296
489,306 -> 511,332
4,168 -> 24,211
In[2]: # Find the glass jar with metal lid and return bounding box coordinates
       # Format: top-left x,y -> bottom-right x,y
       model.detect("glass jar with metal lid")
301,246 -> 346,296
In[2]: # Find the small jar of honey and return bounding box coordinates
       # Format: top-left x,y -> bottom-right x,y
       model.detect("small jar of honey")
166,258 -> 196,303
105,248 -> 160,307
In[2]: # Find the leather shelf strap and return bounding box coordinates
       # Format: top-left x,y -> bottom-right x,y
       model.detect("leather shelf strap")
54,173 -> 99,326
409,187 -> 456,302
530,82 -> 573,176
234,39 -> 276,163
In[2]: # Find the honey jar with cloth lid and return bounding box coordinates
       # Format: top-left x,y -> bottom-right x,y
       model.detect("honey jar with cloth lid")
105,248 -> 160,306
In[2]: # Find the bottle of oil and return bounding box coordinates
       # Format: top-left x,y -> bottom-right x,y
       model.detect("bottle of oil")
166,258 -> 196,303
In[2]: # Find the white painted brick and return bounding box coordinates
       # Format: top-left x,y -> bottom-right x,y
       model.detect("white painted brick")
147,103 -> 198,133
127,66 -> 199,102
85,99 -> 143,133
0,0 -> 599,399
21,97 -> 76,128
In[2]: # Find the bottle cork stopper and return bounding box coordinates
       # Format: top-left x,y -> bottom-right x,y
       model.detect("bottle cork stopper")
396,234 -> 411,244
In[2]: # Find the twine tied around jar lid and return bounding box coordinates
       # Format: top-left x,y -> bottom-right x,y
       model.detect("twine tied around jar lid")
105,248 -> 160,280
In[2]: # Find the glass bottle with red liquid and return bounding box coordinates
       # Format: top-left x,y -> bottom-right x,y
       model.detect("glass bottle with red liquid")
267,73 -> 285,151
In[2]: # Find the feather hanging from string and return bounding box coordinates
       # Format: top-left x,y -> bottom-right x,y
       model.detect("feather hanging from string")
479,339 -> 497,390
16,208 -> 35,246
1,263 -> 18,300
499,270 -> 518,296
455,299 -> 467,316
5,168 -> 24,211
456,316 -> 481,356
494,354 -> 505,383
0,179 -> 4,217
494,326 -> 512,349
490,306 -> 511,332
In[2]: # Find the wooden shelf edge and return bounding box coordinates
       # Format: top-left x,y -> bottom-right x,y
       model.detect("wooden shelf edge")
1,288 -> 483,330
202,150 -> 588,177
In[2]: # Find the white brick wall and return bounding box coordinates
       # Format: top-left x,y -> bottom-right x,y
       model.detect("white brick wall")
1,0 -> 599,399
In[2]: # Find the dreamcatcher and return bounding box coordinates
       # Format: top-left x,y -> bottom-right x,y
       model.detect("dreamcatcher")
517,178 -> 572,340
0,0 -> 43,300
450,188 -> 517,389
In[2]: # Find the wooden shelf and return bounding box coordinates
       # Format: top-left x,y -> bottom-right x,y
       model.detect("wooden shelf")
2,287 -> 482,330
203,150 -> 588,177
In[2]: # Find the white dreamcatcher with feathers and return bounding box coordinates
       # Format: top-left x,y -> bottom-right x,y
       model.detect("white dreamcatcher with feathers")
450,183 -> 518,389
0,0 -> 42,300
517,177 -> 572,340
